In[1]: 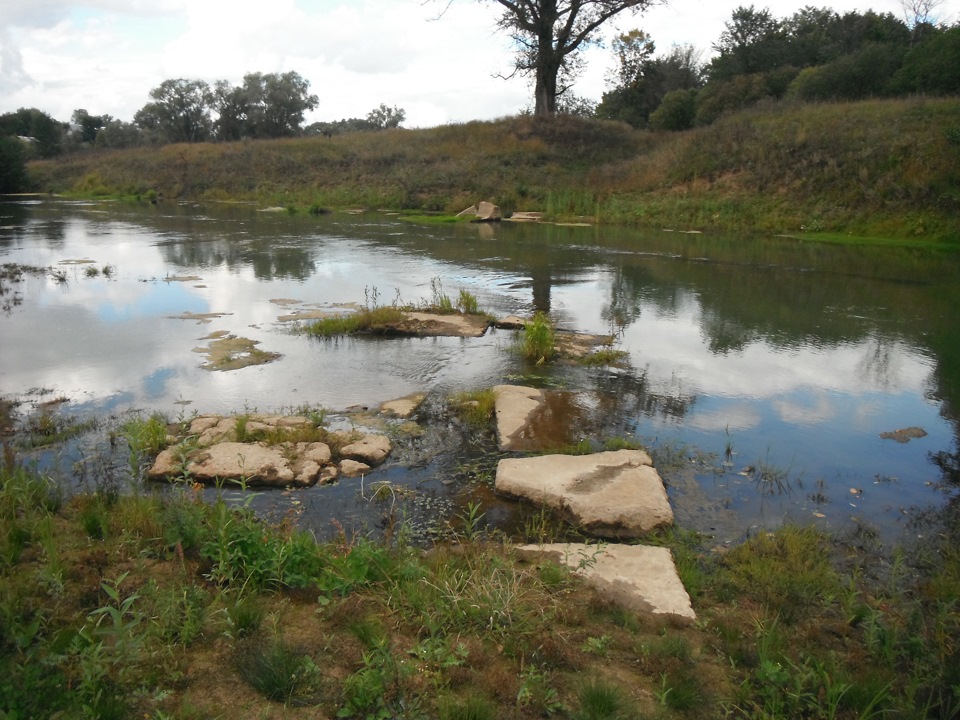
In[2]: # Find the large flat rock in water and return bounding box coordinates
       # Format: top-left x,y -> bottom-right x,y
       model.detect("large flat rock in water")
493,384 -> 585,452
496,450 -> 673,537
516,543 -> 695,621
149,442 -> 322,488
389,312 -> 489,338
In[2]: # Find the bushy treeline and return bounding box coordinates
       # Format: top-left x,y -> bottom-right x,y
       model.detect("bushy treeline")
597,4 -> 960,130
0,69 -> 406,192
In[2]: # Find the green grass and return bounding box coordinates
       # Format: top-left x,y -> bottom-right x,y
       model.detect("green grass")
450,388 -> 497,428
519,311 -> 557,364
304,305 -> 405,337
1,440 -> 959,719
235,635 -> 324,705
572,678 -> 634,720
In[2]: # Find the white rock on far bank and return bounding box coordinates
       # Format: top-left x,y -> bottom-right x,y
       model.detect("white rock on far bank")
516,543 -> 695,621
495,449 -> 673,538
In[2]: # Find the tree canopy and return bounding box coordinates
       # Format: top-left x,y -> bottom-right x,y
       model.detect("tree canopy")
134,79 -> 213,144
479,0 -> 659,116
136,72 -> 318,143
599,4 -> 958,131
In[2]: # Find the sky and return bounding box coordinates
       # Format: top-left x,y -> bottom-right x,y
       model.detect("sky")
0,0 -> 947,129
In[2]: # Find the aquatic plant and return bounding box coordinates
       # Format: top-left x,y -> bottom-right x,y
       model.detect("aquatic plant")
519,311 -> 556,364
457,288 -> 479,314
578,347 -> 629,366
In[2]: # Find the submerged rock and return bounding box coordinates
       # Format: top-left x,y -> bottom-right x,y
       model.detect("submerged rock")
192,334 -> 281,371
879,426 -> 927,443
495,449 -> 673,538
493,384 -> 586,452
516,543 -> 695,621
380,393 -> 426,418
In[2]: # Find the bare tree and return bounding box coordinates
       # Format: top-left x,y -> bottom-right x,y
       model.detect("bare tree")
901,0 -> 944,43
438,1 -> 660,116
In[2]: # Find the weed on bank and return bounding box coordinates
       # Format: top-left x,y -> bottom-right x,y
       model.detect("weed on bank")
0,446 -> 958,718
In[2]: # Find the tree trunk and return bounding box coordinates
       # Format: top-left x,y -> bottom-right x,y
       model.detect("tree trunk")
534,1 -> 560,116
534,71 -> 557,116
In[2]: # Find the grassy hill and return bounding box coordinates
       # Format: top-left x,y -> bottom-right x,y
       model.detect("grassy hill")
27,96 -> 960,244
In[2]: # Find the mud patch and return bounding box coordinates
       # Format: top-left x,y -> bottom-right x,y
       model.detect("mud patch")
192,334 -> 281,371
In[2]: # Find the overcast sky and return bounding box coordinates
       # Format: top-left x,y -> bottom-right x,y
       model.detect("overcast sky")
0,0 -> 943,128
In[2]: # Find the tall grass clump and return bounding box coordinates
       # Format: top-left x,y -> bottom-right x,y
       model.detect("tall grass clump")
305,306 -> 404,338
519,312 -> 556,364
457,288 -> 480,314
450,388 -> 497,428
120,412 -> 169,477
235,635 -> 323,705
572,678 -> 634,720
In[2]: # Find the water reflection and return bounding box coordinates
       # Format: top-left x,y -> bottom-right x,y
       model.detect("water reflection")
1,198 -> 958,544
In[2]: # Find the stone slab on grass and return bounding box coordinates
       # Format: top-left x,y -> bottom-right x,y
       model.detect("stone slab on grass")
516,543 -> 695,621
496,449 -> 673,537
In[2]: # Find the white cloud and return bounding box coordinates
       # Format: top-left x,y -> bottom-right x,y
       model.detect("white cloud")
0,0 -> 913,126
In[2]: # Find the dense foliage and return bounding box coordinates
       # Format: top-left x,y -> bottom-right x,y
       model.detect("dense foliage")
597,5 -> 960,130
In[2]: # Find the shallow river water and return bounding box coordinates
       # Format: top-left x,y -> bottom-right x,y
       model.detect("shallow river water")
2,198 -> 958,545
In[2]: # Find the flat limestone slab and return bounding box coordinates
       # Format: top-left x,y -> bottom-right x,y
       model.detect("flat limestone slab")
496,449 -> 673,537
493,384 -> 590,451
516,543 -> 695,621
493,385 -> 545,450
150,442 -> 316,488
380,393 -> 426,418
391,312 -> 489,338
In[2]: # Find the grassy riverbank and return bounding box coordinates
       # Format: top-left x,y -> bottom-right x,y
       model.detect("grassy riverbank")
26,97 -> 960,245
1,435 -> 958,719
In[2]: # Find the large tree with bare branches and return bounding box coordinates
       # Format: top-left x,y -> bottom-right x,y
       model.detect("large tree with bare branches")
475,1 -> 660,116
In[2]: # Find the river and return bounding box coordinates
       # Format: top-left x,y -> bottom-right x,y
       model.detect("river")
2,198 -> 957,546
